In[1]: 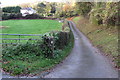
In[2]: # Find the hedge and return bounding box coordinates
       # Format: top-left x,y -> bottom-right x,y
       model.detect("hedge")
2,13 -> 44,20
2,13 -> 22,20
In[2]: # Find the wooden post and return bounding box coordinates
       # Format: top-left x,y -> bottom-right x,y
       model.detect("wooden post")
19,35 -> 20,43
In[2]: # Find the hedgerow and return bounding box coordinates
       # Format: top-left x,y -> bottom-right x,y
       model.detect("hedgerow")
2,21 -> 74,76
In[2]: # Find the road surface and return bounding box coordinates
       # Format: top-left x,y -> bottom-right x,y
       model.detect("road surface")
2,21 -> 118,78
44,21 -> 118,78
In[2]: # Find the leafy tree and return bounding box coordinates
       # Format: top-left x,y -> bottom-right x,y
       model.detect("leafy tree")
36,2 -> 46,13
75,2 -> 93,16
37,2 -> 46,7
55,2 -> 77,18
50,3 -> 56,14
89,2 -> 119,26
2,6 -> 21,13
36,2 -> 57,17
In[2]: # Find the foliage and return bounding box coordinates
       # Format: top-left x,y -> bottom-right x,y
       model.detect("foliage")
41,35 -> 54,58
2,13 -> 44,20
2,21 -> 74,75
2,6 -> 21,13
36,2 -> 46,14
23,14 -> 44,19
35,2 -> 57,17
75,2 -> 93,16
54,2 -> 78,18
57,10 -> 77,18
2,41 -> 43,61
50,4 -> 56,14
89,2 -> 119,26
74,2 -> 119,27
2,13 -> 9,20
2,13 -> 22,20
55,32 -> 70,49
102,2 -> 119,26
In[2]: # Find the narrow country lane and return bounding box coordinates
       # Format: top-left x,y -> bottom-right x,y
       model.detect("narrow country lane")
44,21 -> 118,78
2,21 -> 118,78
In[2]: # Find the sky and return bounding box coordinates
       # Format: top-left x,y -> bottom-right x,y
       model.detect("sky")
1,0 -> 117,7
0,0 -> 64,7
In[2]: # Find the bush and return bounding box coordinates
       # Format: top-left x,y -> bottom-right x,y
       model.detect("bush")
89,8 -> 104,25
47,13 -> 53,16
2,30 -> 72,60
2,20 -> 74,75
89,2 -> 119,27
2,13 -> 45,20
41,35 -> 54,58
103,13 -> 119,26
2,13 -> 9,20
2,13 -> 22,20
2,6 -> 21,13
55,32 -> 70,49
75,2 -> 93,16
23,14 -> 44,19
2,41 -> 43,61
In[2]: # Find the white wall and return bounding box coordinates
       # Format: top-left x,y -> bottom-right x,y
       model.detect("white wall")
20,9 -> 36,16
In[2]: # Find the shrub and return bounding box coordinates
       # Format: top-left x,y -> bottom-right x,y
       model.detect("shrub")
2,13 -> 22,20
103,13 -> 119,26
89,8 -> 104,25
2,13 -> 44,20
23,14 -> 44,19
102,2 -> 119,26
56,11 -> 78,18
55,32 -> 70,49
2,13 -> 9,20
2,20 -> 74,76
47,13 -> 53,16
89,2 -> 119,27
75,2 -> 93,16
2,6 -> 21,13
2,40 -> 43,61
41,35 -> 54,58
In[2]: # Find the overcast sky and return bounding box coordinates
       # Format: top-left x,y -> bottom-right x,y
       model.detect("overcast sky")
0,0 -> 64,7
0,0 -> 119,7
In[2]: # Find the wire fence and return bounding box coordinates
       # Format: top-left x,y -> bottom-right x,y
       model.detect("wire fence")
0,33 -> 42,44
1,21 -> 74,58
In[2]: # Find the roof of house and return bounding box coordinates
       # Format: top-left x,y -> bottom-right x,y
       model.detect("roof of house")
21,7 -> 34,11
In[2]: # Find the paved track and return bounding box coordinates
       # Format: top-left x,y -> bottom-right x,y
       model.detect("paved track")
44,21 -> 118,78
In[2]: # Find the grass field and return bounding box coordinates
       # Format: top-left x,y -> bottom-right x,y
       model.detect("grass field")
2,19 -> 74,76
2,19 -> 62,34
73,16 -> 119,68
1,19 -> 62,43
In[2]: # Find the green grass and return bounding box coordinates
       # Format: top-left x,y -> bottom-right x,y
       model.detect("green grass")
73,16 -> 119,68
2,20 -> 74,76
73,17 -> 80,22
3,35 -> 74,76
1,19 -> 62,43
2,19 -> 62,34
2,43 -> 73,75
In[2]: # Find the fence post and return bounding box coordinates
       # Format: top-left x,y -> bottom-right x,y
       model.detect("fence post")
19,35 -> 20,43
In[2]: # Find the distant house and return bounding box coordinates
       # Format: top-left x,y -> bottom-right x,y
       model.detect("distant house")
20,7 -> 36,16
